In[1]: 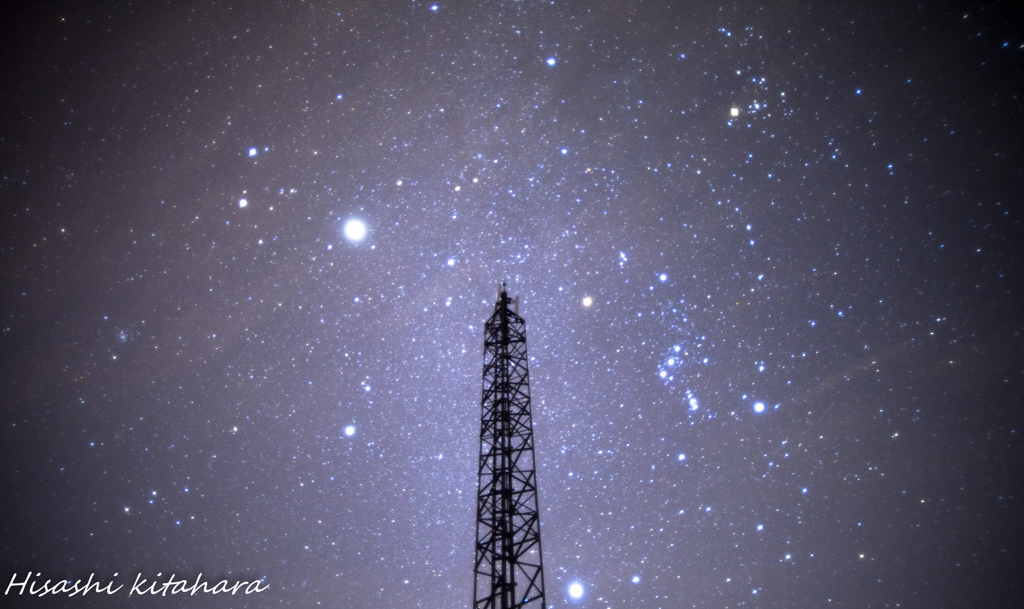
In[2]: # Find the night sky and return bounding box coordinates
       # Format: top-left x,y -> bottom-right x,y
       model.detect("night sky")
2,1 -> 1023,607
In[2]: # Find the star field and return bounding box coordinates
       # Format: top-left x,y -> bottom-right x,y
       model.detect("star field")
2,1 -> 1022,607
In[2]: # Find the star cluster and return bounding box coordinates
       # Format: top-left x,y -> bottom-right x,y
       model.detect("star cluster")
2,1 -> 1022,607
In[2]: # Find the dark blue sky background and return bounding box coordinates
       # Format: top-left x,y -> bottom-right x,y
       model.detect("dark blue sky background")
2,1 -> 1022,607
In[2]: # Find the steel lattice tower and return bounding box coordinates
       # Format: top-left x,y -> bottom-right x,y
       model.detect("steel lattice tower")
474,284 -> 547,609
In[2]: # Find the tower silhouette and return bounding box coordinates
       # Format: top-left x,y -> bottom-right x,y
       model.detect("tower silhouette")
474,284 -> 547,609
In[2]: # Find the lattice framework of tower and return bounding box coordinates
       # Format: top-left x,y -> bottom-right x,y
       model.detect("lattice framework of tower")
473,284 -> 547,609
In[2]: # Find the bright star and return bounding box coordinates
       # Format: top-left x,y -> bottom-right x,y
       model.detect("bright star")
546,57 -> 556,66
568,582 -> 584,599
582,296 -> 593,307
343,219 -> 367,242
754,402 -> 765,413
238,198 -> 247,208
344,425 -> 355,436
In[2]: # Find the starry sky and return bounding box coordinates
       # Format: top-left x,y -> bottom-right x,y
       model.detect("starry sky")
2,1 -> 1022,607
